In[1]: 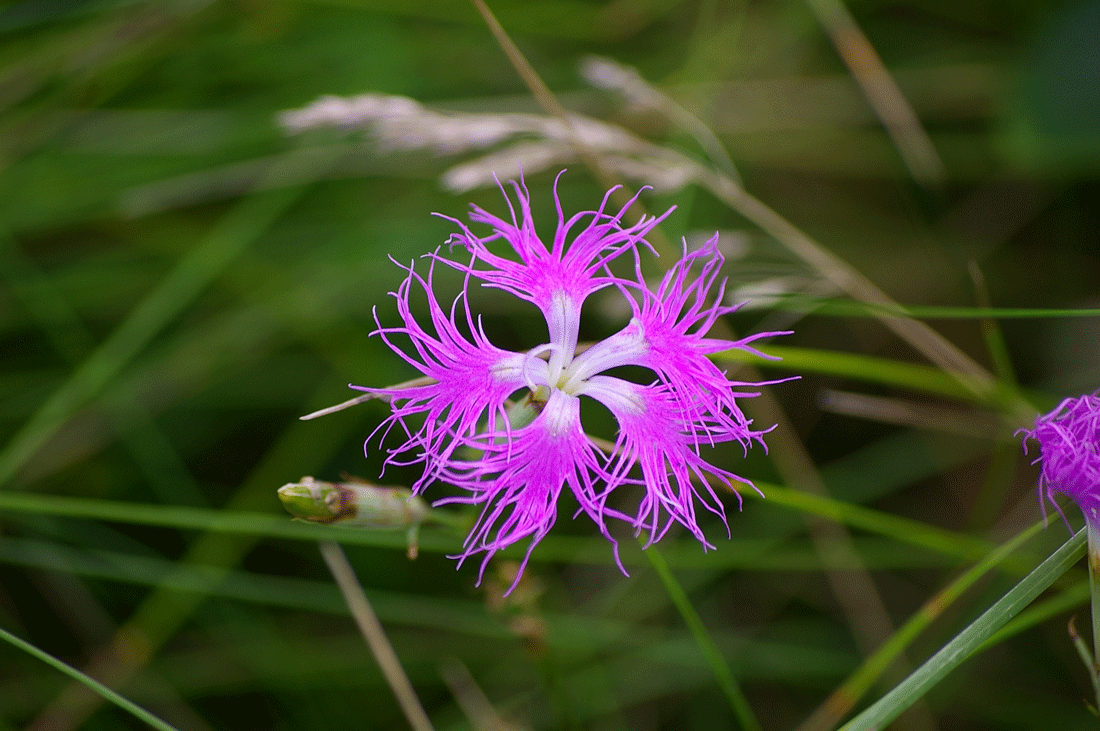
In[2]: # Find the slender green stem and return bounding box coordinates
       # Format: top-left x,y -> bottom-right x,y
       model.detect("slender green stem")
840,528 -> 1086,731
1087,522 -> 1100,710
0,626 -> 181,731
644,544 -> 761,731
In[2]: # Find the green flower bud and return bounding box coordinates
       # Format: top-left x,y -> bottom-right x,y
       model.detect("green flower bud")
278,476 -> 430,558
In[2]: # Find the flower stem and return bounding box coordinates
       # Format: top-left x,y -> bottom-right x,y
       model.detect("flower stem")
1068,617 -> 1100,715
644,544 -> 762,731
1087,521 -> 1100,710
319,541 -> 435,731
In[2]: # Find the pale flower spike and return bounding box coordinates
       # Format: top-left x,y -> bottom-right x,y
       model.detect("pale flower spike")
356,172 -> 794,592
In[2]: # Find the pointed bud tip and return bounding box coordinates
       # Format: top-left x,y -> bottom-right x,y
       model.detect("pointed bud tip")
277,478 -> 341,522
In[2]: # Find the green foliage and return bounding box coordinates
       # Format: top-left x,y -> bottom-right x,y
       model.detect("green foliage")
2,0 -> 1099,729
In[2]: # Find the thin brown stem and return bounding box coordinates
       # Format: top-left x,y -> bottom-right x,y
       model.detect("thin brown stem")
690,163 -> 1015,407
804,0 -> 945,188
319,541 -> 435,731
467,0 -> 675,258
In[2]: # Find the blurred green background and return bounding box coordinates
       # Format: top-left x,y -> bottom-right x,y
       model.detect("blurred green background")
2,0 -> 1099,729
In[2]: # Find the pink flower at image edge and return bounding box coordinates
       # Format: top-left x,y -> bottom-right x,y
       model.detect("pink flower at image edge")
1019,393 -> 1100,527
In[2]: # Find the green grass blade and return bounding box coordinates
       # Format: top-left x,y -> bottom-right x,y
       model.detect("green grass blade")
0,148 -> 338,488
768,298 -> 1100,320
750,481 -> 999,563
0,626 -> 181,731
0,489 -> 460,553
985,581 -> 1089,646
645,544 -> 762,731
798,519 -> 1046,730
715,345 -> 1020,405
0,483 -> 1001,568
839,527 -> 1086,731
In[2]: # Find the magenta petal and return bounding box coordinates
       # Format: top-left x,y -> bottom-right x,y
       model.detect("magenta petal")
1019,393 -> 1100,526
582,376 -> 759,547
354,256 -> 528,491
436,173 -> 671,328
359,175 -> 795,591
433,391 -> 622,590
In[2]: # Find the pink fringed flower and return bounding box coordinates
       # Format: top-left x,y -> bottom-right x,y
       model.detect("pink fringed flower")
357,173 -> 792,588
1019,393 -> 1100,527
